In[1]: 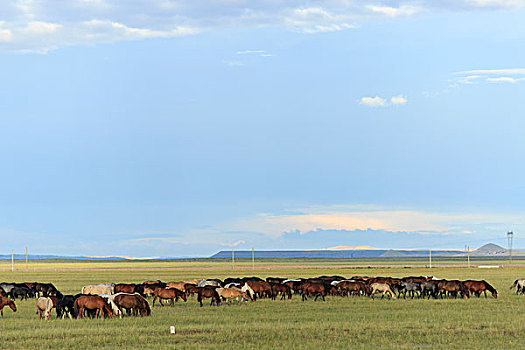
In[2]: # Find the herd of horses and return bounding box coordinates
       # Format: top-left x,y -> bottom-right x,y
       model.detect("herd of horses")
0,275 -> 504,320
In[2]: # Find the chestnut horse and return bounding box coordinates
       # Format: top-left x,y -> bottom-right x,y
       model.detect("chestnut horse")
113,293 -> 151,317
299,281 -> 327,301
438,280 -> 469,299
74,295 -> 113,319
0,296 -> 16,318
463,280 -> 497,298
196,287 -> 221,307
269,283 -> 292,300
152,287 -> 187,307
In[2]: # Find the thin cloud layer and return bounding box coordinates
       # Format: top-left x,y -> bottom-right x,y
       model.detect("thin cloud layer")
0,0 -> 524,52
454,68 -> 525,85
360,95 -> 407,107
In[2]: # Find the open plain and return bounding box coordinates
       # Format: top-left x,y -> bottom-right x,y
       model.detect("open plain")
0,258 -> 524,349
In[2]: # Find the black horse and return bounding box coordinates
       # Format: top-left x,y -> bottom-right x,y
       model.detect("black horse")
56,294 -> 77,319
10,287 -> 34,300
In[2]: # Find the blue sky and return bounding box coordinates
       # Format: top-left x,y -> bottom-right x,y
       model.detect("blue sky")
1,1 -> 525,257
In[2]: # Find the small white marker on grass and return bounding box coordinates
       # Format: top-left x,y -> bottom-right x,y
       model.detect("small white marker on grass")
170,325 -> 175,334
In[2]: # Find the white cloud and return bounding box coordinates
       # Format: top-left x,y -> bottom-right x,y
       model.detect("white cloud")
0,29 -> 12,42
360,94 -> 407,107
216,204 -> 525,239
368,5 -> 422,17
487,77 -> 517,83
294,23 -> 356,34
1,1 -> 524,53
359,96 -> 387,107
237,50 -> 265,55
391,94 -> 408,105
454,68 -> 525,85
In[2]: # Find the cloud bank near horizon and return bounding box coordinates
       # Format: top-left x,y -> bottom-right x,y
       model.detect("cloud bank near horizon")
0,0 -> 524,53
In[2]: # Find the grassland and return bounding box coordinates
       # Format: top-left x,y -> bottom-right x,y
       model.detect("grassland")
0,258 -> 524,349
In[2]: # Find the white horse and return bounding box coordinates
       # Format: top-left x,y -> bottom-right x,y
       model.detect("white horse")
99,294 -> 122,317
36,297 -> 54,320
197,280 -> 221,288
240,283 -> 256,301
510,279 -> 525,295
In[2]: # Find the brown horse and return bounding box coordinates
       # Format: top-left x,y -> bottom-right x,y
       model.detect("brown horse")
337,281 -> 370,297
0,296 -> 16,318
74,295 -> 113,319
152,287 -> 187,307
299,282 -> 327,301
166,282 -> 186,291
196,287 -> 221,307
438,280 -> 469,299
463,280 -> 497,298
184,283 -> 199,297
245,281 -> 272,300
114,284 -> 140,294
269,283 -> 292,300
113,294 -> 151,317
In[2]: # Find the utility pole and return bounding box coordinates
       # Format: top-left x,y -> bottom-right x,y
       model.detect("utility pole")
252,247 -> 255,270
232,248 -> 235,270
429,248 -> 432,269
467,245 -> 470,268
508,231 -> 514,264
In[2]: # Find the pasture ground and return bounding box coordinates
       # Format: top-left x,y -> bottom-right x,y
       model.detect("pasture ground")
0,258 -> 524,349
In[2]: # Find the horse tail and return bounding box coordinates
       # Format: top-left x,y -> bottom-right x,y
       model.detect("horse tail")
73,299 -> 80,319
510,280 -> 518,290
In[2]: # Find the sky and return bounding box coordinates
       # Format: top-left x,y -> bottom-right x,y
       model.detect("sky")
1,0 -> 525,257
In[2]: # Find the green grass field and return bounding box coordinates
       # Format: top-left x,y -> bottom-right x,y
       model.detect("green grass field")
0,259 -> 524,349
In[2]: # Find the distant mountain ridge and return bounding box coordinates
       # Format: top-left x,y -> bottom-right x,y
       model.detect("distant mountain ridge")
211,243 -> 515,259
0,254 -> 159,260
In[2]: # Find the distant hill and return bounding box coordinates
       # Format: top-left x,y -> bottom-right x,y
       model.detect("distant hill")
0,254 -> 158,261
210,248 -> 464,259
471,243 -> 508,256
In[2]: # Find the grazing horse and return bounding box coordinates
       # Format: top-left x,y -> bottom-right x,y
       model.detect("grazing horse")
36,297 -> 54,320
82,284 -> 114,295
11,287 -> 32,300
184,284 -> 199,297
400,282 -> 421,299
216,288 -> 250,303
464,280 -> 497,298
269,283 -> 292,300
114,283 -> 144,296
56,295 -> 76,319
196,287 -> 221,307
166,282 -> 187,291
510,279 -> 525,295
370,283 -> 397,300
420,282 -> 439,299
74,295 -> 113,319
152,287 -> 187,307
0,296 -> 16,318
35,283 -> 58,297
438,280 -> 469,299
299,282 -> 327,301
113,293 -> 151,317
336,281 -> 369,297
244,281 -> 272,301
